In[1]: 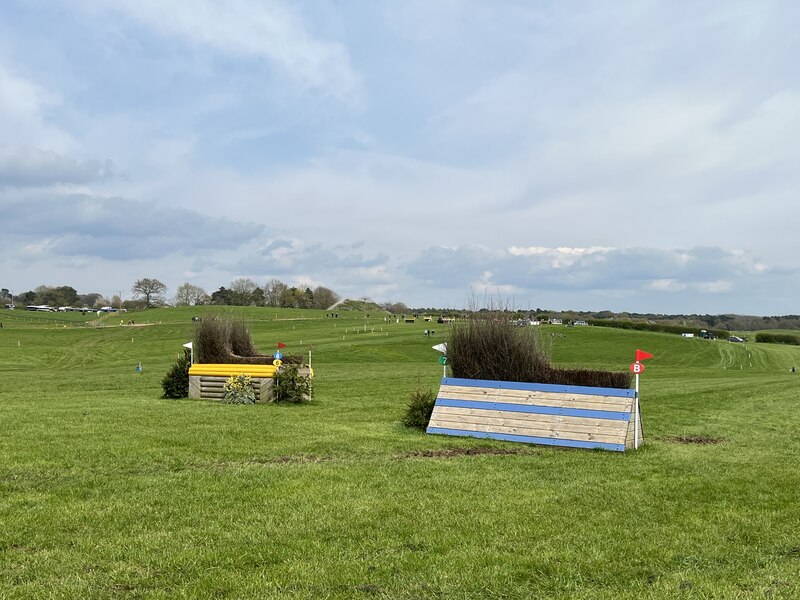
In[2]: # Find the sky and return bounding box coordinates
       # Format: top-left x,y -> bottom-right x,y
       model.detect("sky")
2,1 -> 799,314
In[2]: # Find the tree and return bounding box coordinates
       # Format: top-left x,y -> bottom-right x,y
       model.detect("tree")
33,285 -> 54,305
131,278 -> 167,308
78,292 -> 102,308
382,301 -> 409,314
312,286 -> 340,310
280,286 -> 303,308
211,286 -> 233,305
264,279 -> 288,307
229,277 -> 261,305
174,283 -> 209,306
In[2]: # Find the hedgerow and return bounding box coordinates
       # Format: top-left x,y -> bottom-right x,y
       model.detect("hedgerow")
755,333 -> 800,345
586,319 -> 728,339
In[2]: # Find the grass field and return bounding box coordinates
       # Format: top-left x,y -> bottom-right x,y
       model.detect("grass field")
2,307 -> 800,598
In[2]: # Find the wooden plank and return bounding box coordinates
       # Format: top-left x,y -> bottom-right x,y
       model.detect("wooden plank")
432,406 -> 627,430
189,365 -> 277,376
436,394 -> 631,415
437,386 -> 632,412
438,386 -> 623,405
188,376 -> 201,399
624,403 -> 645,449
428,419 -> 627,445
430,408 -> 628,438
440,384 -> 631,403
442,376 -> 635,398
429,418 -> 627,444
439,384 -> 633,407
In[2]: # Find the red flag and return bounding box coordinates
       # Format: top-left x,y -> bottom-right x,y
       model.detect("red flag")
277,342 -> 287,349
635,349 -> 653,361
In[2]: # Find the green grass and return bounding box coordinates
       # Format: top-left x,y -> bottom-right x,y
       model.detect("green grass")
2,309 -> 800,598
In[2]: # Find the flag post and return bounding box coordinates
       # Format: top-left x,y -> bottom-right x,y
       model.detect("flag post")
634,366 -> 640,449
631,349 -> 653,450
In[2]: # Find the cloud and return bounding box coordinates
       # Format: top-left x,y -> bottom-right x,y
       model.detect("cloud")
231,238 -> 390,280
4,193 -> 263,260
0,146 -> 114,188
406,244 -> 772,295
98,0 -> 362,105
0,62 -> 73,153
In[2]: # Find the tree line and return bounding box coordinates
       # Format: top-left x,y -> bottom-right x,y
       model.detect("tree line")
2,278 -> 340,311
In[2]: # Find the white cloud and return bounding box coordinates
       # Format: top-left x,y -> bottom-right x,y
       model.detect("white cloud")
98,0 -> 362,105
0,62 -> 73,153
406,244 -> 774,294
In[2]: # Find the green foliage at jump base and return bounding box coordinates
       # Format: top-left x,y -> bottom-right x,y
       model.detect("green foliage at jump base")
222,374 -> 256,404
270,363 -> 313,403
160,351 -> 190,398
402,387 -> 437,429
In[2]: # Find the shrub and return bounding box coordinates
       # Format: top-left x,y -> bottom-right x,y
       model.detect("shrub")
194,317 -> 233,364
193,316 -> 303,365
448,314 -> 631,389
755,333 -> 800,345
448,315 -> 550,383
270,364 -> 313,403
228,319 -> 258,356
222,374 -> 256,404
402,388 -> 437,430
161,351 -> 190,398
587,319 -> 728,339
542,367 -> 632,389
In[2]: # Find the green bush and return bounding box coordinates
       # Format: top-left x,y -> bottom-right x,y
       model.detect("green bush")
270,364 -> 313,403
402,388 -> 437,430
587,319 -> 728,339
161,352 -> 190,398
755,333 -> 800,345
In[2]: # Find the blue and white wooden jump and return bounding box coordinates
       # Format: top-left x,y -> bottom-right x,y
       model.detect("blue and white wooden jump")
427,377 -> 642,451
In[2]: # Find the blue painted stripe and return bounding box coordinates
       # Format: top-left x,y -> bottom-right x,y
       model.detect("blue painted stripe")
435,398 -> 630,421
426,427 -> 625,452
441,377 -> 635,398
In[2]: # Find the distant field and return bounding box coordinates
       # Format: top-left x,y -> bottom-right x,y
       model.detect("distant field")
1,307 -> 799,598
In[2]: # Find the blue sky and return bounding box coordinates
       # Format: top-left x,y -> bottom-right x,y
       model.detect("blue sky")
2,1 -> 798,313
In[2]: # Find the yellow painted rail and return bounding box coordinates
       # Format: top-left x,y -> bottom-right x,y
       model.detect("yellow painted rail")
188,364 -> 278,377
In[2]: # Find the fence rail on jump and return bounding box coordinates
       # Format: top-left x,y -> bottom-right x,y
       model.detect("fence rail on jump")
427,377 -> 642,452
188,364 -> 278,402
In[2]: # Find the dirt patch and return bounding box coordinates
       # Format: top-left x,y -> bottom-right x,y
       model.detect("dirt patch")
661,435 -> 724,445
396,447 -> 529,459
251,454 -> 330,465
201,454 -> 331,470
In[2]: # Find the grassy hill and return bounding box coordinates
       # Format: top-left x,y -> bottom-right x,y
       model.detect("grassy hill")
1,308 -> 799,598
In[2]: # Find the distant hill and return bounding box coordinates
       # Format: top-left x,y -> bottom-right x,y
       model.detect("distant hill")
332,299 -> 387,313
